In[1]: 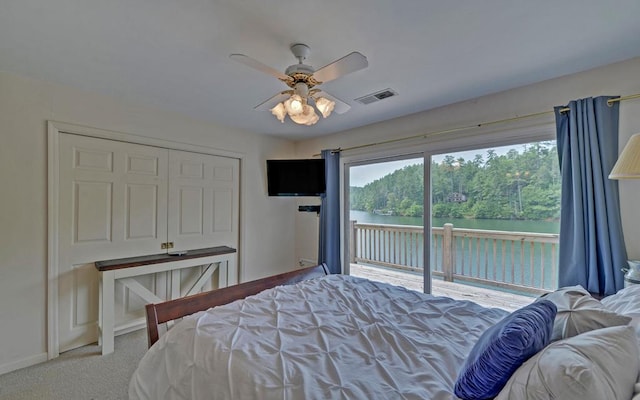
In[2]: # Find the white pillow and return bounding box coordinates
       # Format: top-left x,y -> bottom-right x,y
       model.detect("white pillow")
539,285 -> 631,340
602,284 -> 640,316
495,325 -> 640,400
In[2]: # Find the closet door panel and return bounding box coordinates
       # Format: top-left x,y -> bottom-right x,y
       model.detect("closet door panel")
125,183 -> 159,240
168,150 -> 239,252
178,186 -> 204,235
56,134 -> 239,352
59,135 -> 169,263
58,134 -> 169,351
213,188 -> 234,232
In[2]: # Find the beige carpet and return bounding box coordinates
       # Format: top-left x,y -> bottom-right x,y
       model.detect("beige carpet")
0,329 -> 147,400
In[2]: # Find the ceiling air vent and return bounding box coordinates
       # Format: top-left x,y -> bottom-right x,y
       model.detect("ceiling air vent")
355,88 -> 398,105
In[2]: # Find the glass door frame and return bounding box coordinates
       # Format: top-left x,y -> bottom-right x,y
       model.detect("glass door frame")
342,152 -> 432,293
339,123 -> 555,295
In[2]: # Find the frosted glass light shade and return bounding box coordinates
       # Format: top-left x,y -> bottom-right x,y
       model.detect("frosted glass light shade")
284,94 -> 304,116
315,97 -> 335,118
307,109 -> 319,125
610,133 -> 640,179
290,104 -> 318,125
270,102 -> 286,123
269,89 -> 325,125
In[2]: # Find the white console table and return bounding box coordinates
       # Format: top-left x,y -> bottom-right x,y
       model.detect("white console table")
94,246 -> 237,355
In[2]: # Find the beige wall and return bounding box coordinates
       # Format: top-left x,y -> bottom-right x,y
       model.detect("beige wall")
3,55 -> 640,374
0,70 -> 299,373
295,57 -> 640,266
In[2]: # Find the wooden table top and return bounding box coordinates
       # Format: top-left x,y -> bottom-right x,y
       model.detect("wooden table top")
94,246 -> 237,271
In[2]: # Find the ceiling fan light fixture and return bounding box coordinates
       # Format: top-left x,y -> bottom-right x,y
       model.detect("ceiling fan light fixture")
290,104 -> 319,125
270,102 -> 286,123
293,81 -> 309,98
231,44 -> 367,127
273,93 -> 331,125
284,94 -> 304,116
315,97 -> 335,118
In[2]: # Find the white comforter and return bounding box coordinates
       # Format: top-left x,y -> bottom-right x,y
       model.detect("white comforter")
129,275 -> 508,400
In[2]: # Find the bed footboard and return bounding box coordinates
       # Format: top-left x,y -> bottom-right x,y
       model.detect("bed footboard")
145,263 -> 329,347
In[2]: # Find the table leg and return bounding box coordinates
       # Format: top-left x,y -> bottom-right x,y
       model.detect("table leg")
218,261 -> 228,288
101,270 -> 115,355
98,274 -> 102,346
171,269 -> 181,299
227,256 -> 238,286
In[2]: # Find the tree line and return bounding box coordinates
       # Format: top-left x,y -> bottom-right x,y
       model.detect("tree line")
350,142 -> 561,220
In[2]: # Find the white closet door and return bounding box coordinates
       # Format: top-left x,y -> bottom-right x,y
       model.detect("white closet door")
167,150 -> 239,252
57,134 -> 168,351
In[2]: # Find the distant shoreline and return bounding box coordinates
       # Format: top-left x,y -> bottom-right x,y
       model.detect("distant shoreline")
349,210 -> 560,234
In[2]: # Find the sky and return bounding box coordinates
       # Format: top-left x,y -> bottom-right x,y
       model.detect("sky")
349,144 -> 528,187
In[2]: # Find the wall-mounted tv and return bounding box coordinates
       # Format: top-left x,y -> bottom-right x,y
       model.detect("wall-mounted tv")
267,159 -> 326,196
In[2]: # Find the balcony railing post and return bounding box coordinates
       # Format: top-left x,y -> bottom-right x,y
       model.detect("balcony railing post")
443,223 -> 454,282
349,220 -> 357,264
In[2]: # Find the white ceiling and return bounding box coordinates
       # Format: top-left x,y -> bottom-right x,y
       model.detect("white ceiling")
2,1 -> 640,140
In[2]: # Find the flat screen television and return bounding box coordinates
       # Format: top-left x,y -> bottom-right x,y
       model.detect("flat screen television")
267,159 -> 326,196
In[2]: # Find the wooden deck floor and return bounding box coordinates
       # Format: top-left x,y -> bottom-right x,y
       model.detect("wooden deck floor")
349,263 -> 534,312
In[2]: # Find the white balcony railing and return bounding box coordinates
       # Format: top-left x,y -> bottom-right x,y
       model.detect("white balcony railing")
349,221 -> 559,295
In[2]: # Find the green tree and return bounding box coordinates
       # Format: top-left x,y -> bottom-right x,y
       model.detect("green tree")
350,142 -> 560,221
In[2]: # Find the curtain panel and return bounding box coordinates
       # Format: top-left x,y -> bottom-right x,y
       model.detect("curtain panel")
554,96 -> 627,296
318,150 -> 341,274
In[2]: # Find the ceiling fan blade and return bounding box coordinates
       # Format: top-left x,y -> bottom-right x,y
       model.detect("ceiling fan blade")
229,54 -> 292,82
314,90 -> 351,114
254,91 -> 292,111
312,52 -> 368,83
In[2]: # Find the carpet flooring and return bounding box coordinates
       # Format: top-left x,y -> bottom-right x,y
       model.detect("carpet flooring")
0,329 -> 147,400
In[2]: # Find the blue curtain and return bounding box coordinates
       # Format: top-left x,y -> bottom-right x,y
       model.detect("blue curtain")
318,150 -> 341,274
554,96 -> 627,296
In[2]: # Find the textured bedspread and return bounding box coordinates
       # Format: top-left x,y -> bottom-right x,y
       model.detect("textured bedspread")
129,275 -> 508,400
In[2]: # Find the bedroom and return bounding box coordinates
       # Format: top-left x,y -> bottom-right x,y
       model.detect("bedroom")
1,0 -> 640,396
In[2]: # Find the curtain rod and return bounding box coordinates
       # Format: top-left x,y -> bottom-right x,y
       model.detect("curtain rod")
557,93 -> 640,113
315,93 -> 640,156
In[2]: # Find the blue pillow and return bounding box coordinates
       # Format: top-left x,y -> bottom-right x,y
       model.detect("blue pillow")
454,300 -> 557,400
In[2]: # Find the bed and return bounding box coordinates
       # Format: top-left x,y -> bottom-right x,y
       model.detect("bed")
129,264 -> 640,400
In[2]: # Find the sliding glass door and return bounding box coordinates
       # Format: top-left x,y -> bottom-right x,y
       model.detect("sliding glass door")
430,142 -> 560,299
343,139 -> 559,311
345,155 -> 430,292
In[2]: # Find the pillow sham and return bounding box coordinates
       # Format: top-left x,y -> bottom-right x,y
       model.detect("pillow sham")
454,300 -> 556,400
495,325 -> 640,400
538,285 -> 631,341
601,284 -> 640,316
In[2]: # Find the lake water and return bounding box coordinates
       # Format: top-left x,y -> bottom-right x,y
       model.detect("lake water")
349,210 -> 559,234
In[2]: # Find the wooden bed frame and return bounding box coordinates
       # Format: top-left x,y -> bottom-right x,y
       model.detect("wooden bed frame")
145,263 -> 329,347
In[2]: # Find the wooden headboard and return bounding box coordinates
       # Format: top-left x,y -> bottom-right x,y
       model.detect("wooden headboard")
145,263 -> 329,347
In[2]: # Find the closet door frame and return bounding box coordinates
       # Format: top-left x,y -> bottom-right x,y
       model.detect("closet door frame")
47,121 -> 244,359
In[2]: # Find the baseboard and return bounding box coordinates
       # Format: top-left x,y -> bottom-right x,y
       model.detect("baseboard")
0,352 -> 48,376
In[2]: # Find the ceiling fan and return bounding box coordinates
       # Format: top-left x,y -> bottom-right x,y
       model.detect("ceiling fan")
230,44 -> 368,125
